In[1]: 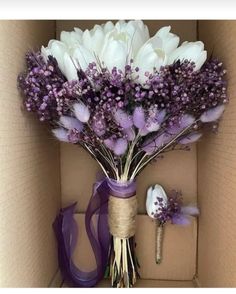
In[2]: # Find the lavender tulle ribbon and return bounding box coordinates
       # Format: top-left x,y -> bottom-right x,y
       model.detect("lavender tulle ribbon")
53,178 -> 136,287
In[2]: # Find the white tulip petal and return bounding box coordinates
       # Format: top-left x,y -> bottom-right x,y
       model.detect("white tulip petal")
100,39 -> 128,72
49,41 -> 67,74
155,26 -> 171,38
153,184 -> 168,207
102,21 -> 115,34
146,186 -> 155,218
60,31 -> 82,47
73,46 -> 96,71
155,26 -> 180,55
74,27 -> 83,36
63,53 -> 78,81
194,50 -> 207,70
41,46 -> 51,62
134,44 -> 167,83
168,40 -> 207,70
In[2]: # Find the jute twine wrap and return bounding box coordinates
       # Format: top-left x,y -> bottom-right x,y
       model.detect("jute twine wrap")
108,195 -> 138,239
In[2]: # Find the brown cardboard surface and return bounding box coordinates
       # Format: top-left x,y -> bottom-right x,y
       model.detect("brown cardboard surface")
72,214 -> 197,281
58,20 -> 198,213
62,279 -> 195,288
0,21 -> 61,287
197,20 -> 236,287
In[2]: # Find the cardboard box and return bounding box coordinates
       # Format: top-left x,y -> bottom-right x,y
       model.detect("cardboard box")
0,20 -> 235,287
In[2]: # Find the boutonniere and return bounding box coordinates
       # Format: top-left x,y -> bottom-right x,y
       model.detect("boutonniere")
146,184 -> 199,264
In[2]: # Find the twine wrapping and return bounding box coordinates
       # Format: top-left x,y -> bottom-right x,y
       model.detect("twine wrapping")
108,195 -> 138,239
156,224 -> 164,264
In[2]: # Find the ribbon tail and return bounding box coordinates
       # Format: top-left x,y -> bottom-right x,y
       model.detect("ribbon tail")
53,179 -> 110,287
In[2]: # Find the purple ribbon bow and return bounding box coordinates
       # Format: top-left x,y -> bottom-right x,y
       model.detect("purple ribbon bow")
53,177 -> 136,287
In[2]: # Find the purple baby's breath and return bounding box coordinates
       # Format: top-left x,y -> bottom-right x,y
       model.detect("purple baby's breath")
18,52 -> 77,122
18,50 -> 228,179
153,190 -> 199,226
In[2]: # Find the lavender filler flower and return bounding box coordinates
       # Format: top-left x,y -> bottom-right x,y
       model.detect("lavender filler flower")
18,21 -> 228,288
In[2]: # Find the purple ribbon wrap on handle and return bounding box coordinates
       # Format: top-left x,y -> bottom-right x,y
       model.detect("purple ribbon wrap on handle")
53,177 -> 136,287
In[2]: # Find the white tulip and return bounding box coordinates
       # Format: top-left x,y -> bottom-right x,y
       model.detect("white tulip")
134,38 -> 167,84
154,26 -> 180,55
99,20 -> 149,72
100,34 -> 129,72
115,20 -> 150,56
168,41 -> 207,70
146,184 -> 168,219
82,25 -> 104,56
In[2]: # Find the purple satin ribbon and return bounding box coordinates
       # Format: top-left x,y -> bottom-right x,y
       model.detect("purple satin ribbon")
53,177 -> 136,287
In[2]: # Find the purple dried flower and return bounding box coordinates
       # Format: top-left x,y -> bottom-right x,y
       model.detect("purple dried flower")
123,128 -> 135,141
104,138 -> 115,150
73,103 -> 90,123
92,117 -> 106,136
171,214 -> 191,225
168,114 -> 195,135
181,206 -> 199,216
59,116 -> 83,131
145,119 -> 160,133
114,109 -> 133,129
142,133 -> 172,155
52,128 -> 69,142
200,104 -> 225,123
19,51 -> 228,180
67,129 -> 80,144
179,132 -> 202,144
113,138 -> 128,156
133,106 -> 145,129
156,109 -> 166,124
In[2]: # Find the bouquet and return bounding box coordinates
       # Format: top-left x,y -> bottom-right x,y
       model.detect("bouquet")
18,20 -> 228,288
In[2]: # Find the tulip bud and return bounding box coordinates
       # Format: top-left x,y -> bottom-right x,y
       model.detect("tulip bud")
155,26 -> 180,55
146,184 -> 168,219
73,103 -> 90,123
168,41 -> 207,71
